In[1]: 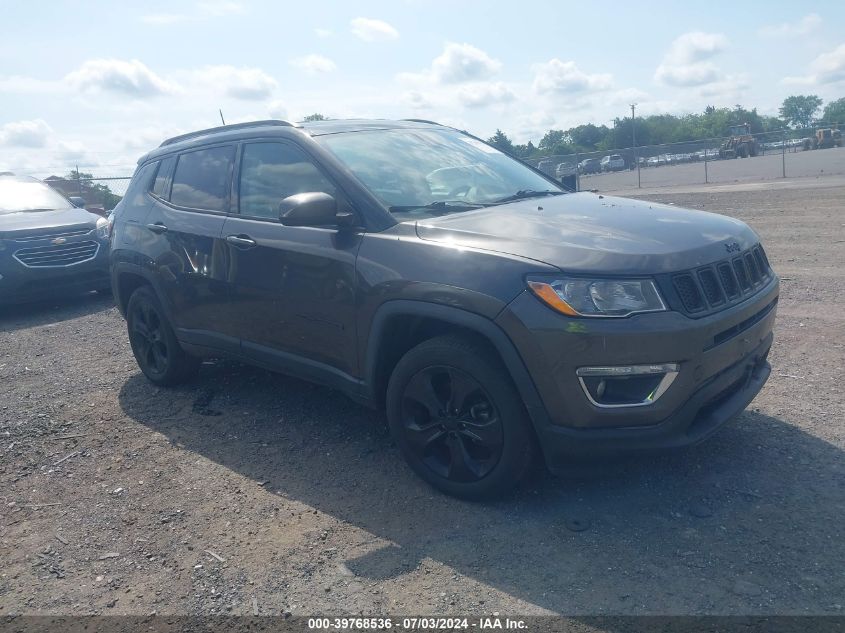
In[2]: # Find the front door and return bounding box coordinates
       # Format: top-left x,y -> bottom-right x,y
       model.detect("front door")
220,141 -> 361,379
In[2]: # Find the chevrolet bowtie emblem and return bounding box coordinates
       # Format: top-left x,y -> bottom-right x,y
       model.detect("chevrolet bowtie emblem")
52,237 -> 67,245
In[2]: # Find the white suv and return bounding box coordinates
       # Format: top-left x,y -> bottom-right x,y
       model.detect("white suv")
600,154 -> 625,172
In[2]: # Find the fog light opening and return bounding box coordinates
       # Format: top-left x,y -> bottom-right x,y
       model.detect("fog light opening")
576,364 -> 679,408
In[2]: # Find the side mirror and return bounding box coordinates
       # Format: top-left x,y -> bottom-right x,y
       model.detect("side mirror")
69,196 -> 86,208
279,192 -> 339,227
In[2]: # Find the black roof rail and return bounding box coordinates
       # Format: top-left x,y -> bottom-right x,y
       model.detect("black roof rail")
159,120 -> 296,147
400,119 -> 443,126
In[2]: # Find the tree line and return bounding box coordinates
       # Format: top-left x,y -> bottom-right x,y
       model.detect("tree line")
487,95 -> 845,158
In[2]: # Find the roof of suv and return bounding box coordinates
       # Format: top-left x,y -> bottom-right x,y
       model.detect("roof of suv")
138,118 -> 445,164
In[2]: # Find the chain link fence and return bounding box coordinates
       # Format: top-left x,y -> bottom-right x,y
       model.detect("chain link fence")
27,121 -> 845,207
42,175 -> 131,214
523,123 -> 845,193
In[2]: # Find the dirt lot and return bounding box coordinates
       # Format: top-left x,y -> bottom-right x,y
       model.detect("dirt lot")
1,182 -> 843,618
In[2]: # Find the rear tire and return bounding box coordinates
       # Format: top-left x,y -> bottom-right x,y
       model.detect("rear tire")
386,334 -> 534,500
126,286 -> 200,386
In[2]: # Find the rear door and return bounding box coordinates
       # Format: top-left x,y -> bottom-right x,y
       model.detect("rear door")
219,140 -> 361,378
144,144 -> 236,352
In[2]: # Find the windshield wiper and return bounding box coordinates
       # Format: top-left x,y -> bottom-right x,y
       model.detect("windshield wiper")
388,200 -> 490,214
491,189 -> 565,204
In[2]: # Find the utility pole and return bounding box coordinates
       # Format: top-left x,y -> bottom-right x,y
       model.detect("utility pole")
631,103 -> 641,188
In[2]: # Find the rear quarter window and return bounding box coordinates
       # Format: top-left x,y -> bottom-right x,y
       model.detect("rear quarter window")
121,161 -> 158,210
152,156 -> 176,198
170,146 -> 235,211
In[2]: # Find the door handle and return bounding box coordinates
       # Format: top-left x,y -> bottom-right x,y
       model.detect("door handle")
226,234 -> 257,249
146,223 -> 168,234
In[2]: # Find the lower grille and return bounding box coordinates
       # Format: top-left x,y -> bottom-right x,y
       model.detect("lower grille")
14,241 -> 99,267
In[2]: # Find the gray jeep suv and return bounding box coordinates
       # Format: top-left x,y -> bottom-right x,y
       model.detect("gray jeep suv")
111,119 -> 778,498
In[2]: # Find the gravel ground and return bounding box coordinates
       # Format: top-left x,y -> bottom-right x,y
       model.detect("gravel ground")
0,183 -> 843,617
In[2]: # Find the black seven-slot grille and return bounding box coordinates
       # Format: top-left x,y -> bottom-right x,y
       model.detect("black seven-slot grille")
670,245 -> 773,316
14,241 -> 99,268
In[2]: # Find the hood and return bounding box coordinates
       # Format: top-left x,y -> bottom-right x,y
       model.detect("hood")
0,207 -> 99,237
414,193 -> 759,274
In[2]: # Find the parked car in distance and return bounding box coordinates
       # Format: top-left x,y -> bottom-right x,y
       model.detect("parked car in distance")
554,162 -> 576,179
112,119 -> 778,499
578,158 -> 602,174
0,174 -> 111,304
600,154 -> 626,172
536,159 -> 556,178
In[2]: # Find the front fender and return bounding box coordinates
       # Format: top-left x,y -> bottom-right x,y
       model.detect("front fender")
362,299 -> 550,431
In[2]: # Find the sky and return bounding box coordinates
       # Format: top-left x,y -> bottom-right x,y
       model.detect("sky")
1,0 -> 845,177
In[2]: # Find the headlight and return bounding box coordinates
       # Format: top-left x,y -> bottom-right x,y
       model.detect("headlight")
96,216 -> 110,239
527,277 -> 667,317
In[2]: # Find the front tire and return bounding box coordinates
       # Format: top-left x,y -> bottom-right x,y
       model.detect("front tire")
386,335 -> 535,500
126,286 -> 200,386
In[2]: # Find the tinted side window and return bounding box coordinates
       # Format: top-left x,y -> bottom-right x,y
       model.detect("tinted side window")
122,162 -> 158,210
239,143 -> 335,219
170,146 -> 235,211
152,156 -> 175,198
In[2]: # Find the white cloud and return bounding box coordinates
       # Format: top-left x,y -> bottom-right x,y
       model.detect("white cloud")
56,140 -> 91,162
655,62 -> 721,87
810,43 -> 845,83
606,88 -> 651,106
655,32 -> 728,87
142,0 -> 243,25
759,13 -> 821,38
532,59 -> 612,94
267,100 -> 289,120
402,91 -> 432,110
432,43 -> 501,83
290,54 -> 337,74
513,110 -> 558,143
699,74 -> 751,100
668,32 -> 728,64
350,17 -> 399,42
64,59 -> 178,97
0,119 -> 53,147
195,65 -> 277,100
121,125 -> 185,151
314,28 -> 333,38
458,81 -> 516,108
784,43 -> 845,86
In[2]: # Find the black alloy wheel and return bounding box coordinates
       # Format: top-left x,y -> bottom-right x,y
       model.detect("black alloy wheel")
401,365 -> 504,482
130,299 -> 169,377
126,286 -> 199,386
386,334 -> 534,499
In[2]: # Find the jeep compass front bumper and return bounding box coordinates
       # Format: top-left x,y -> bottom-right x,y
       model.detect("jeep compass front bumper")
495,275 -> 778,469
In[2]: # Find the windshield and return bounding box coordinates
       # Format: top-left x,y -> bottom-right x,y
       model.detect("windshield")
316,128 -> 563,217
0,179 -> 72,214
